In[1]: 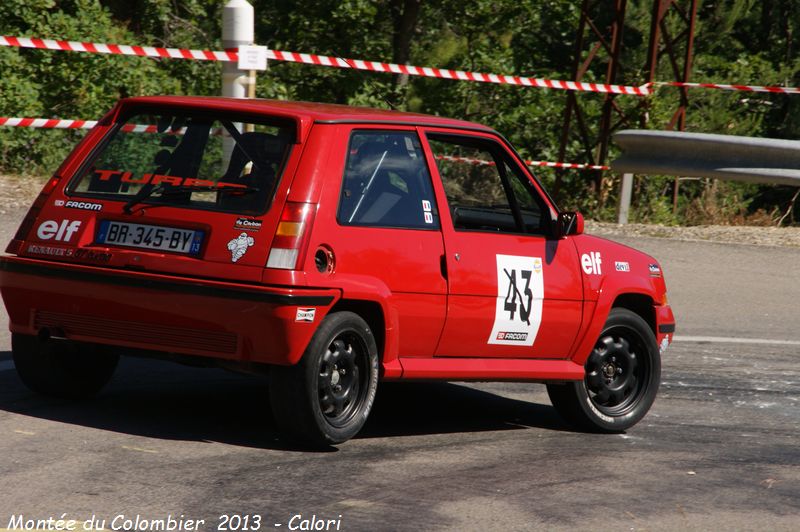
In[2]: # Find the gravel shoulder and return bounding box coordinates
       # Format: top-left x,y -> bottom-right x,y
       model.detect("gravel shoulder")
0,174 -> 47,212
587,221 -> 800,248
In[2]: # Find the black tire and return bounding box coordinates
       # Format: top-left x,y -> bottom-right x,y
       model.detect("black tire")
12,333 -> 119,399
269,311 -> 379,446
547,308 -> 660,432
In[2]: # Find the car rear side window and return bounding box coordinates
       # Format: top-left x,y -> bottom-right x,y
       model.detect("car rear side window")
338,131 -> 439,230
69,111 -> 294,215
426,134 -> 550,235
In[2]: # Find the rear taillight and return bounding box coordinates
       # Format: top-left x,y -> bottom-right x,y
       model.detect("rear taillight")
6,175 -> 61,254
266,202 -> 316,270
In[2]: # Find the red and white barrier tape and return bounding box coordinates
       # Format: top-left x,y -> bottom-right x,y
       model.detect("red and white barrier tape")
0,117 -> 97,129
0,35 -> 650,96
657,81 -> 800,94
0,117 -> 161,133
4,36 -> 800,96
0,36 -> 235,61
0,117 -> 607,170
438,154 -> 607,171
527,160 -> 608,170
269,49 -> 650,95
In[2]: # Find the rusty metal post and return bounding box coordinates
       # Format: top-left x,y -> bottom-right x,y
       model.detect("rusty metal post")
616,0 -> 698,221
645,0 -> 699,212
555,0 -> 629,203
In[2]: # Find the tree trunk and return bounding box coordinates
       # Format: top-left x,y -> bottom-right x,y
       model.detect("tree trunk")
390,0 -> 422,88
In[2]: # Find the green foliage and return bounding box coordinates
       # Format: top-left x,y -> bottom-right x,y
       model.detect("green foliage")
0,1 -> 798,224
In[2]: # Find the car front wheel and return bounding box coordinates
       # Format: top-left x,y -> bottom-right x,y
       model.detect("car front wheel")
269,311 -> 379,446
547,308 -> 661,432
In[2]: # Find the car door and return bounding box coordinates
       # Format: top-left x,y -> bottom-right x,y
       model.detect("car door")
312,126 -> 448,358
420,129 -> 584,359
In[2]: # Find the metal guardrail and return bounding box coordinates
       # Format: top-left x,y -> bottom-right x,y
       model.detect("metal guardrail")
612,130 -> 800,186
611,130 -> 800,223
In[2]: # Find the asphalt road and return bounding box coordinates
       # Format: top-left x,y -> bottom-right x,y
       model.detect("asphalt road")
0,208 -> 797,531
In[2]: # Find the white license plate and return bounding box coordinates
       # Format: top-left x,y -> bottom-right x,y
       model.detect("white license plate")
97,221 -> 204,255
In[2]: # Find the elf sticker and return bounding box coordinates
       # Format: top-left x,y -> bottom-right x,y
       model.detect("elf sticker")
488,254 -> 544,347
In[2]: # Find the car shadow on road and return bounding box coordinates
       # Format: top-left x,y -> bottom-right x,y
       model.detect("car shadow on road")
0,354 -> 571,450
361,381 -> 568,439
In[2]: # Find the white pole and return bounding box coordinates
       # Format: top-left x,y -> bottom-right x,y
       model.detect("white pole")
617,172 -> 633,224
222,0 -> 254,165
222,0 -> 254,100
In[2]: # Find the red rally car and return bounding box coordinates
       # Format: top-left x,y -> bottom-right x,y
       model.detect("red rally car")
0,97 -> 675,445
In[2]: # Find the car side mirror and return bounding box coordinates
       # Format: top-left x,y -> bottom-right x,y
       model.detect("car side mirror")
556,211 -> 584,238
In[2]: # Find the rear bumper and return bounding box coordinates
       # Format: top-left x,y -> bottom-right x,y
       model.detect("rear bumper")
0,256 -> 339,365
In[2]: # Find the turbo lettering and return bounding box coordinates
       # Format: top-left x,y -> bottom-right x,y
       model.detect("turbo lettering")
93,170 -> 247,189
95,169 -> 120,181
151,174 -> 182,186
183,178 -> 215,187
121,171 -> 149,184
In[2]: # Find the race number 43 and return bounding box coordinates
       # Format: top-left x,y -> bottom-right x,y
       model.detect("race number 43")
488,254 -> 544,346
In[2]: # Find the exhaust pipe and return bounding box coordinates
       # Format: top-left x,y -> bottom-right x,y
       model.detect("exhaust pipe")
37,326 -> 68,342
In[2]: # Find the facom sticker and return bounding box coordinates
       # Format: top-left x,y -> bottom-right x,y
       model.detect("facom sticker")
295,308 -> 316,323
36,220 -> 81,242
488,254 -> 544,347
615,261 -> 630,272
234,217 -> 262,232
64,200 -> 103,211
581,252 -> 602,275
227,232 -> 254,263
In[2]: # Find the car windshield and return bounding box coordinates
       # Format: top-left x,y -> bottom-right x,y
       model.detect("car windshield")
69,110 -> 295,215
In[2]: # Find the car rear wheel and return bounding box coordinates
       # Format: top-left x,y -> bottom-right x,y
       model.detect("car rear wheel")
547,308 -> 660,432
12,333 -> 119,399
269,311 -> 379,446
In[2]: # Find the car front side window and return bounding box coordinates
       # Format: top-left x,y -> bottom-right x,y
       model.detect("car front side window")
426,133 -> 550,235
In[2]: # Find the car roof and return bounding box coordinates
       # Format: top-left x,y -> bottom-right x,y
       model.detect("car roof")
119,96 -> 496,133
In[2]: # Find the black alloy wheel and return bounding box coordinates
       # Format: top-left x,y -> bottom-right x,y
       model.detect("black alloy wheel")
270,311 -> 379,446
317,332 -> 370,428
547,308 -> 661,432
584,330 -> 651,417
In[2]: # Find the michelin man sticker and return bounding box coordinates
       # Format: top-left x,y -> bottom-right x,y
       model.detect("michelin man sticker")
227,232 -> 254,263
488,254 -> 544,346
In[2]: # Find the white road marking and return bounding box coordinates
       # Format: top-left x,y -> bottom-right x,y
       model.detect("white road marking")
0,360 -> 14,372
674,335 -> 800,346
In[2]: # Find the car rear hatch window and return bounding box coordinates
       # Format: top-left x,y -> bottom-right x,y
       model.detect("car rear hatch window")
69,109 -> 294,216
